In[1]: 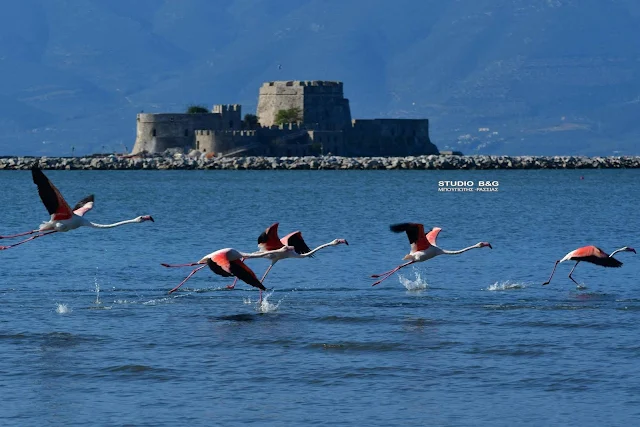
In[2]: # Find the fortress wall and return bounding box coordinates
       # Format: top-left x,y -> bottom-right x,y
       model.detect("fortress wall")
258,126 -> 313,156
302,82 -> 350,129
212,104 -> 242,129
303,95 -> 351,130
256,82 -> 304,127
132,113 -> 224,154
195,130 -> 259,155
307,130 -> 346,156
256,81 -> 350,128
349,119 -> 438,156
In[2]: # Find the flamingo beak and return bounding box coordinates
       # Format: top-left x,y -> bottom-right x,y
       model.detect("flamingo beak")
485,243 -> 492,249
341,239 -> 349,246
629,247 -> 636,254
144,215 -> 155,222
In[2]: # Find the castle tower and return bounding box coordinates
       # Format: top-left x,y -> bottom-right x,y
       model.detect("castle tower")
256,81 -> 352,130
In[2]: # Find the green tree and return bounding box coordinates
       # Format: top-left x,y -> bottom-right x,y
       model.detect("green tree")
274,107 -> 302,125
186,105 -> 209,114
243,113 -> 259,129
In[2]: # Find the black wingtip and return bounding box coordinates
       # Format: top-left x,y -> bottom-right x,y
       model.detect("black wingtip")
390,223 -> 411,233
31,163 -> 48,185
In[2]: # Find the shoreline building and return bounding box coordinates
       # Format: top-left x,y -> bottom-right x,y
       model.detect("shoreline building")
132,81 -> 439,157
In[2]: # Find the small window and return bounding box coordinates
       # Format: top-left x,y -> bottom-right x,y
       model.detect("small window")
229,120 -> 233,128
196,141 -> 200,149
152,129 -> 156,137
184,129 -> 189,136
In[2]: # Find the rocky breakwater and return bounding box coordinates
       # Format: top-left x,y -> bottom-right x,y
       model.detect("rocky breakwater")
1,154 -> 640,170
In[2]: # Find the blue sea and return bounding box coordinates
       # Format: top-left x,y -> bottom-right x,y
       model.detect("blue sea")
1,169 -> 639,426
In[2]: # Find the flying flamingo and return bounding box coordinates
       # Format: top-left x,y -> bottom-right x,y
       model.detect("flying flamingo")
371,223 -> 492,286
0,164 -> 154,250
162,246 -> 296,300
542,245 -> 636,287
226,222 -> 349,289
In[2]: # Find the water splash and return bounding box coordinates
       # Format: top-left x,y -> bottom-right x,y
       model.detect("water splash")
255,290 -> 284,313
486,280 -> 526,291
55,303 -> 71,314
94,276 -> 102,306
398,270 -> 429,291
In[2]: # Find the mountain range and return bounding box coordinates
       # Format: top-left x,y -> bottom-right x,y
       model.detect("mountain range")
2,0 -> 639,156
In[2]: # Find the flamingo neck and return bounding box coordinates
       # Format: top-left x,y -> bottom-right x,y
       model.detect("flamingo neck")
241,249 -> 284,259
609,247 -> 629,258
440,243 -> 482,255
88,218 -> 141,229
292,241 -> 337,258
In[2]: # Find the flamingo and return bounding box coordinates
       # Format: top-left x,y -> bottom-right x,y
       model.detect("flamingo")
162,246 -> 296,300
227,222 -> 349,289
0,164 -> 154,250
542,245 -> 636,287
371,223 -> 492,286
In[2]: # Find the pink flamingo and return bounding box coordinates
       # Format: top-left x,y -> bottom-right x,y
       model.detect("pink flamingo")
0,165 -> 154,250
371,223 -> 492,286
227,222 -> 349,289
542,245 -> 636,287
162,246 -> 296,300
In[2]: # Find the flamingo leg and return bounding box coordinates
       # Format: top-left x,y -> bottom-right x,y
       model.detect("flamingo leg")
161,262 -> 201,268
260,263 -> 276,284
568,261 -> 581,286
0,231 -> 57,250
168,265 -> 206,294
226,278 -> 238,290
259,289 -> 262,304
372,261 -> 415,286
371,265 -> 405,278
542,260 -> 560,285
0,229 -> 40,239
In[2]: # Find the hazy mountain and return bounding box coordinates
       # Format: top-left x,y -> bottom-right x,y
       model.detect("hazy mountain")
1,0 -> 639,156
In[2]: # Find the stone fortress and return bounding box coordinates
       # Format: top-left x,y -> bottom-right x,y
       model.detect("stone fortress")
131,81 -> 440,157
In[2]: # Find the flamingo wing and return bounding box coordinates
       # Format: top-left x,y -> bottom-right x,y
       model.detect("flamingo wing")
31,164 -> 73,220
570,246 -> 605,258
282,231 -> 313,256
206,258 -> 234,277
72,194 -> 95,217
258,222 -> 283,251
570,245 -> 622,267
426,227 -> 442,246
390,223 -> 430,252
228,260 -> 266,290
